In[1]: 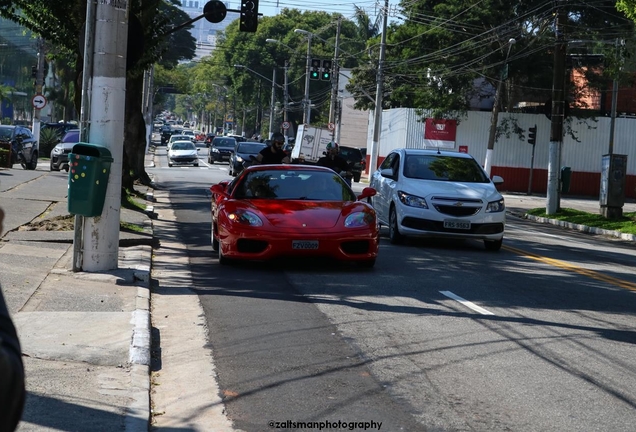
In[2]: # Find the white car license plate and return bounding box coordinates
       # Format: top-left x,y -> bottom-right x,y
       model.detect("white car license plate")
292,240 -> 319,250
443,219 -> 471,230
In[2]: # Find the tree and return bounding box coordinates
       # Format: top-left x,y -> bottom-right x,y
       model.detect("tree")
347,0 -> 634,119
0,0 -> 197,189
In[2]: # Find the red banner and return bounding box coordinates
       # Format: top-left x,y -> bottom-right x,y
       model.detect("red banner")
424,118 -> 457,148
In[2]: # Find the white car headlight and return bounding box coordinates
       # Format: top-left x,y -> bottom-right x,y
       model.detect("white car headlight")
344,211 -> 375,228
397,190 -> 428,208
486,198 -> 505,213
228,210 -> 263,226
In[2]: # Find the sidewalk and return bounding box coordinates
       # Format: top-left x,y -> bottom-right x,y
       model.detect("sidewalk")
0,158 -> 155,431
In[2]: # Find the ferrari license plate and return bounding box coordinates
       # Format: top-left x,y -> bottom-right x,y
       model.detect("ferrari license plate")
443,219 -> 471,230
292,240 -> 319,250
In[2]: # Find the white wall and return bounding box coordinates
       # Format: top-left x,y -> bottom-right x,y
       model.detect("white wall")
365,108 -> 636,176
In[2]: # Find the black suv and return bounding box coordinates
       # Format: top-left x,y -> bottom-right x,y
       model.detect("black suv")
338,146 -> 365,182
208,136 -> 236,164
0,125 -> 39,170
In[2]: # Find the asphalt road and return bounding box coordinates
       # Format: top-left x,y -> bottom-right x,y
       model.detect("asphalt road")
149,145 -> 636,432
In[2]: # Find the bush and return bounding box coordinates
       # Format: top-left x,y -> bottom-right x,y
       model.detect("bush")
0,147 -> 11,168
39,128 -> 62,156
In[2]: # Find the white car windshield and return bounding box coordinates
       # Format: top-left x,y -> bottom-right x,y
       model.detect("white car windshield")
403,155 -> 490,183
171,142 -> 196,151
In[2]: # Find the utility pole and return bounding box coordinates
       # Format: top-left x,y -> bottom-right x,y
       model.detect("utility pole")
31,38 -> 45,144
368,0 -> 389,177
546,5 -> 566,215
81,0 -> 129,271
268,68 -> 276,139
295,29 -> 313,124
329,17 -> 341,141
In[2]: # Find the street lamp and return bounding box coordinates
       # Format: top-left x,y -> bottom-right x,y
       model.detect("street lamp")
484,37 -> 516,177
294,28 -> 313,124
234,64 -> 280,139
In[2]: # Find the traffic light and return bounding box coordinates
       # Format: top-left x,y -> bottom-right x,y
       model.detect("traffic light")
31,66 -> 37,78
321,59 -> 332,81
310,58 -> 321,80
527,125 -> 537,145
239,0 -> 259,32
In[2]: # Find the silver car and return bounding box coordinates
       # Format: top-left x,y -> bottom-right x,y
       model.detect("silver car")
370,148 -> 505,251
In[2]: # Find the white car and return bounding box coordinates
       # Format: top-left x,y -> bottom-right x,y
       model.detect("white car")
370,148 -> 505,251
167,134 -> 195,150
167,140 -> 199,167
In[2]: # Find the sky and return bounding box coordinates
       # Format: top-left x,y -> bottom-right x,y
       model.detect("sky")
252,0 -> 391,23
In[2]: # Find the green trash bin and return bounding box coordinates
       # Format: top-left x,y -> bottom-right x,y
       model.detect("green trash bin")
561,166 -> 572,193
68,143 -> 113,217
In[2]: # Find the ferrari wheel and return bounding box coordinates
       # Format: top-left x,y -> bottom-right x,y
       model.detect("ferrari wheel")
389,206 -> 404,244
211,227 -> 219,252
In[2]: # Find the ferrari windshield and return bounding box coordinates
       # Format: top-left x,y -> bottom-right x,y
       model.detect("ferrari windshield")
234,170 -> 356,201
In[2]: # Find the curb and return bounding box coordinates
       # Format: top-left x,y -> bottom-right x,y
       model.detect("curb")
509,210 -> 636,243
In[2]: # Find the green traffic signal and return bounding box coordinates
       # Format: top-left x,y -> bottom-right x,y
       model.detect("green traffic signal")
310,70 -> 320,80
322,72 -> 330,80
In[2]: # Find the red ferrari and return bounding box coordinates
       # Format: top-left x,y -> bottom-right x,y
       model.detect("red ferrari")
210,164 -> 379,267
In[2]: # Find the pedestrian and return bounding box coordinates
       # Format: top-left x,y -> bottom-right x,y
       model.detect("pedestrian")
255,132 -> 290,164
317,142 -> 353,186
0,205 -> 26,432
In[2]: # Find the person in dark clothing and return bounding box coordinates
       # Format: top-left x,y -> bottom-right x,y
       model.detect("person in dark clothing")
317,142 -> 353,185
0,207 -> 26,432
256,132 -> 290,164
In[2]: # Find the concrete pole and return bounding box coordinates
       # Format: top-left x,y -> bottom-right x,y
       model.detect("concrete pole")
546,7 -> 566,215
329,17 -> 341,141
268,68 -> 276,139
484,39 -> 515,176
31,38 -> 45,144
368,0 -> 389,177
82,0 -> 129,271
302,34 -> 312,124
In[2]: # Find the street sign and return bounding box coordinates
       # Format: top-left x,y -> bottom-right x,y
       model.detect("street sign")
327,122 -> 335,131
282,121 -> 290,130
32,94 -> 47,110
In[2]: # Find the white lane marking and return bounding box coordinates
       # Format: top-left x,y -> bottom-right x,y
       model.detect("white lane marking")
439,291 -> 494,315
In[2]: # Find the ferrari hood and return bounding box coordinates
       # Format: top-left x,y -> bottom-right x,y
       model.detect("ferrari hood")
246,200 -> 360,229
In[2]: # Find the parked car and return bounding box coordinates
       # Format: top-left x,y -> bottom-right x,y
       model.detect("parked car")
50,129 -> 80,171
338,145 -> 365,183
370,148 -> 505,250
0,125 -> 38,170
167,140 -> 199,167
210,164 -> 379,266
208,136 -> 236,164
228,141 -> 267,176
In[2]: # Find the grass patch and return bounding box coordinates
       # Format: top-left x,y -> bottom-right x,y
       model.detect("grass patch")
526,207 -> 636,235
121,188 -> 147,212
120,221 -> 146,233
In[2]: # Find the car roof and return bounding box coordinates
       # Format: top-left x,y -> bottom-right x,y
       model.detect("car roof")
395,148 -> 474,159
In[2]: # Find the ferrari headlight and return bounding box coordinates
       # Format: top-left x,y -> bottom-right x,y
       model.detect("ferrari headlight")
344,211 -> 375,228
397,190 -> 428,208
228,210 -> 263,226
486,198 -> 505,213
